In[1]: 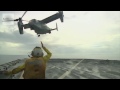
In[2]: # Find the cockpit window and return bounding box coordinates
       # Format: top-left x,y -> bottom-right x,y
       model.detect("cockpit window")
29,19 -> 36,23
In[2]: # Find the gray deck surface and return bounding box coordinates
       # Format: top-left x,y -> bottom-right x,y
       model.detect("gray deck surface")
0,59 -> 120,79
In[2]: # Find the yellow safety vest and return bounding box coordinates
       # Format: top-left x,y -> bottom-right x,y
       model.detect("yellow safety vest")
7,46 -> 52,79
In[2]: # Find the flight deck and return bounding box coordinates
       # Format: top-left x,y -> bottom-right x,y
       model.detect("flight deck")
0,59 -> 120,79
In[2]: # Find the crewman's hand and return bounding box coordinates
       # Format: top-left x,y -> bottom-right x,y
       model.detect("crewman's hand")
41,41 -> 44,48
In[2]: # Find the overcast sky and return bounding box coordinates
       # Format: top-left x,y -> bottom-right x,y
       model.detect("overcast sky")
0,11 -> 120,60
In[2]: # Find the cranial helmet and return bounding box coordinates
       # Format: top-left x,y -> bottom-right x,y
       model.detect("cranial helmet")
31,47 -> 44,57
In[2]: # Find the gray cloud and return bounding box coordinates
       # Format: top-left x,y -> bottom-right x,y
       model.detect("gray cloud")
0,29 -> 120,60
20,43 -> 81,54
0,30 -> 80,55
0,30 -> 37,44
0,29 -> 82,57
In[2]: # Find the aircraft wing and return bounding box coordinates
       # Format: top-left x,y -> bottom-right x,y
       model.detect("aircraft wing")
23,24 -> 30,29
40,11 -> 64,24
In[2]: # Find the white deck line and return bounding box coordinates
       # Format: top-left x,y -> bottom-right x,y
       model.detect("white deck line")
19,71 -> 24,79
58,59 -> 84,79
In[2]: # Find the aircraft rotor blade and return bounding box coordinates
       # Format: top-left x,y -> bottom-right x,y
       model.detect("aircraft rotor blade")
2,20 -> 15,22
58,11 -> 64,22
21,11 -> 27,19
14,19 -> 19,21
2,19 -> 28,22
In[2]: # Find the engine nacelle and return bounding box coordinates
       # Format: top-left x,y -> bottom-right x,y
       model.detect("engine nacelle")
59,11 -> 64,22
18,18 -> 24,34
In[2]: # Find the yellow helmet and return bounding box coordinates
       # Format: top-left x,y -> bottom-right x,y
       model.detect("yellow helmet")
31,47 -> 44,57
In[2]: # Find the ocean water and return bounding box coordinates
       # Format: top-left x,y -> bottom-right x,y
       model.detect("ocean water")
0,55 -> 28,65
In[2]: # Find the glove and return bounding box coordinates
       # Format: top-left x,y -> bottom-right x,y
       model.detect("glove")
41,41 -> 45,48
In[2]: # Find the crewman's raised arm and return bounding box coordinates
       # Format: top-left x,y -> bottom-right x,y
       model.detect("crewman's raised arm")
43,46 -> 52,62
